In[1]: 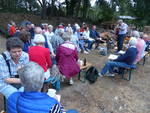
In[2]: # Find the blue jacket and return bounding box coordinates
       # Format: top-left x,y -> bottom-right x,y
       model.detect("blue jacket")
114,47 -> 137,65
90,30 -> 100,39
7,92 -> 60,113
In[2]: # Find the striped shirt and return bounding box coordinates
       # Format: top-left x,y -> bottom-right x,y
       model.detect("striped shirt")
49,103 -> 65,113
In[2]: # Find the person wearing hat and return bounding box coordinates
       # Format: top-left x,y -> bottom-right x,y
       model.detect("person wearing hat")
99,37 -> 137,77
28,34 -> 52,80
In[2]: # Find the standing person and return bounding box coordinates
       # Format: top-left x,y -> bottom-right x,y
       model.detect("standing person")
56,32 -> 80,85
28,34 -> 52,80
7,62 -> 78,113
115,20 -> 128,52
0,38 -> 29,99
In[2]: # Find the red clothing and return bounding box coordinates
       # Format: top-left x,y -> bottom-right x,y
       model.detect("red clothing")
28,46 -> 52,72
9,25 -> 16,36
56,42 -> 80,78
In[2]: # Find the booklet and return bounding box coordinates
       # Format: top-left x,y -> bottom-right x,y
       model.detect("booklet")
108,54 -> 118,60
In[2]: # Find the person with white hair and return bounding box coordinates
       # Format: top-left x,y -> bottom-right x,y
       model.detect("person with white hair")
131,30 -> 146,63
33,27 -> 55,56
28,34 -> 52,80
7,62 -> 78,113
99,37 -> 137,77
56,32 -> 80,85
115,19 -> 128,52
51,28 -> 64,54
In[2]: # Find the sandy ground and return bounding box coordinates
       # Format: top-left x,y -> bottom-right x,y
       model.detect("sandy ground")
0,35 -> 150,113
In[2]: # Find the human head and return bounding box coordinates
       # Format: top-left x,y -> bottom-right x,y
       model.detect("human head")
26,21 -> 32,29
131,30 -> 140,39
18,62 -> 45,91
58,28 -> 64,36
18,31 -> 31,42
33,34 -> 45,45
92,25 -> 96,30
34,27 -> 42,34
117,19 -> 123,25
42,23 -> 48,29
48,25 -> 53,32
62,32 -> 71,41
129,37 -> 137,46
66,27 -> 73,35
6,37 -> 24,61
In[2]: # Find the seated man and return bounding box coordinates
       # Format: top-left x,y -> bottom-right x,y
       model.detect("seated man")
99,37 -> 137,76
0,38 -> 29,99
90,25 -> 105,49
7,62 -> 78,113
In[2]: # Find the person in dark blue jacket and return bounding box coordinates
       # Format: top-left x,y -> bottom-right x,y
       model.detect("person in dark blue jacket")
99,37 -> 138,76
7,62 -> 78,113
90,25 -> 104,49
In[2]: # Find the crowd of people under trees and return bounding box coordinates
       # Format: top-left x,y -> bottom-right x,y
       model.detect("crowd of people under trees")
0,19 -> 150,113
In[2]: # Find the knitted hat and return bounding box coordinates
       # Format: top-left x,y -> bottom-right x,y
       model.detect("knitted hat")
33,34 -> 45,43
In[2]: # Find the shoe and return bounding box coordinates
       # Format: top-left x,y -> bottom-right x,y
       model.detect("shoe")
107,73 -> 115,77
69,78 -> 74,85
84,51 -> 89,54
86,49 -> 91,52
98,73 -> 103,77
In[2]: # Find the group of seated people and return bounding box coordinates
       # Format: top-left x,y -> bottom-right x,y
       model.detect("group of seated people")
0,20 -> 150,113
99,30 -> 149,77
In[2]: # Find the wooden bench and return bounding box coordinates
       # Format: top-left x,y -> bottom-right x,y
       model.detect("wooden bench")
121,51 -> 148,81
78,62 -> 92,83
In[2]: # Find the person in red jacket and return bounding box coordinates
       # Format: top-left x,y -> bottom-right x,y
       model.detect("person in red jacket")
28,34 -> 52,80
9,21 -> 16,36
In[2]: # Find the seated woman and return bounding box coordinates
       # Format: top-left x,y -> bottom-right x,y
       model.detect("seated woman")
56,32 -> 80,85
7,62 -> 78,113
131,30 -> 146,63
99,37 -> 137,77
28,34 -> 52,80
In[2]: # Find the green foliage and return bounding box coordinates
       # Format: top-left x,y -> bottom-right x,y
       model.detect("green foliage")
132,0 -> 150,27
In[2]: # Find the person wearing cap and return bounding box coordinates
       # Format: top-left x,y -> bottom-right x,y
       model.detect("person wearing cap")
115,19 -> 128,52
99,37 -> 137,77
131,30 -> 146,63
28,34 -> 52,80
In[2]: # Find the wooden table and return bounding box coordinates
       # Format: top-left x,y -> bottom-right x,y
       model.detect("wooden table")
78,62 -> 93,82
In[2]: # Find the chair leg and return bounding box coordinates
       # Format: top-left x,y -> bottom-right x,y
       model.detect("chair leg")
143,56 -> 146,66
4,96 -> 6,111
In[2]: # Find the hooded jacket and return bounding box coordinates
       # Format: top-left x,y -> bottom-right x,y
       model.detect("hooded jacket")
56,42 -> 80,78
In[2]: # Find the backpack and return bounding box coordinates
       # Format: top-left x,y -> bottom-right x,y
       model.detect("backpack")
85,66 -> 99,84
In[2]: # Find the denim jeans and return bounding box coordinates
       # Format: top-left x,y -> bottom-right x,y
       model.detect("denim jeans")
117,34 -> 126,51
100,61 -> 134,75
79,40 -> 86,51
85,40 -> 94,50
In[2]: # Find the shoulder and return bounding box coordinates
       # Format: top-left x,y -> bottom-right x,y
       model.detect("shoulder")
21,51 -> 29,58
8,92 -> 21,103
